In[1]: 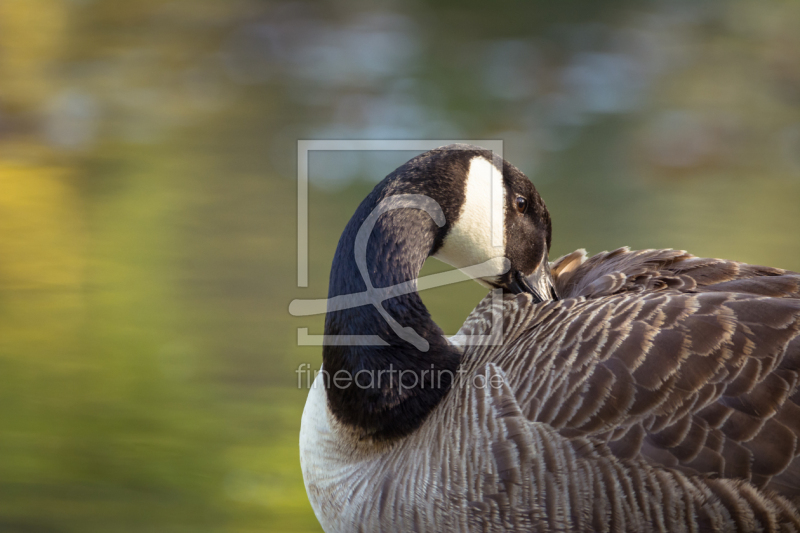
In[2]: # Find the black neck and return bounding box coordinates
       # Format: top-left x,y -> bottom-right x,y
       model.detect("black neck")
322,187 -> 462,441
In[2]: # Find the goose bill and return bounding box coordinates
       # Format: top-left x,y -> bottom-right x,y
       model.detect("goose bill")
504,264 -> 558,303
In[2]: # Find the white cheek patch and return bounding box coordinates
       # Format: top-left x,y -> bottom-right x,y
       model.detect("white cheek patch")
434,156 -> 506,280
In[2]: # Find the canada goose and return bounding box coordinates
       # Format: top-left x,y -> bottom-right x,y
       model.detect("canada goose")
299,144 -> 800,532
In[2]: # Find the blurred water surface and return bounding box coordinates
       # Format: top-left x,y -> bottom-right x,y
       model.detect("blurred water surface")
1,0 -> 799,531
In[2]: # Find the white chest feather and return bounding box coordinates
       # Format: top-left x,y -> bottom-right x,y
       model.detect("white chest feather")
299,373 -> 386,532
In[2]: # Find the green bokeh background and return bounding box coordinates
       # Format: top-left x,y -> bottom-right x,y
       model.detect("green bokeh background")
0,1 -> 798,531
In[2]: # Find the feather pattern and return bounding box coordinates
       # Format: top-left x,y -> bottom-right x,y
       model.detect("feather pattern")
301,248 -> 800,532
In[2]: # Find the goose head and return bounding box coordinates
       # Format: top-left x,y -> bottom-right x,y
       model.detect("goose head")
426,146 -> 555,301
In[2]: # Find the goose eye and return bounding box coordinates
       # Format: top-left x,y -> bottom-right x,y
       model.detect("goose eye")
515,196 -> 528,214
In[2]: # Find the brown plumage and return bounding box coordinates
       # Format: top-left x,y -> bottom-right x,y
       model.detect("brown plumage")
452,247 -> 800,531
302,247 -> 800,532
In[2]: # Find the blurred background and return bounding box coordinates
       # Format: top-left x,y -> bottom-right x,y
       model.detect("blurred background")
1,0 -> 799,531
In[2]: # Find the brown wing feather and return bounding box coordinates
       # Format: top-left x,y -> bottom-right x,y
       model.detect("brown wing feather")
512,249 -> 800,498
450,248 -> 800,528
551,247 -> 799,300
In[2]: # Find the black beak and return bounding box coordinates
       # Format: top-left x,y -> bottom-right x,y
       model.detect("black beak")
502,262 -> 558,304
